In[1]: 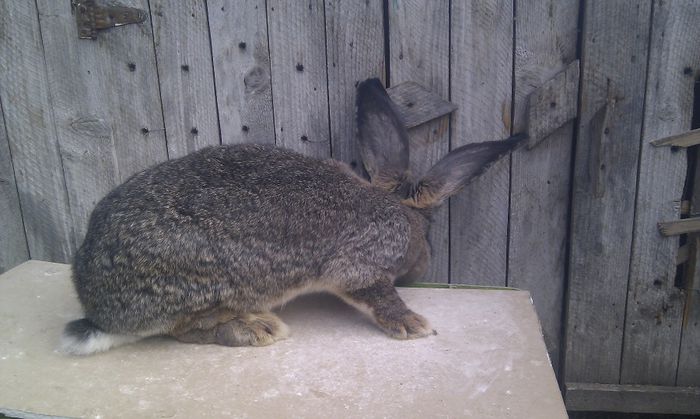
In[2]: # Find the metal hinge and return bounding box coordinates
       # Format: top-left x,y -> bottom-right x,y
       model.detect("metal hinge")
71,0 -> 147,40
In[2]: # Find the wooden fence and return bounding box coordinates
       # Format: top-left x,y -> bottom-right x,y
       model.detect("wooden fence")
0,0 -> 699,413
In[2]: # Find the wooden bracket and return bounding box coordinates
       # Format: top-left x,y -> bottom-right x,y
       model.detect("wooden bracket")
386,81 -> 457,129
658,217 -> 700,236
526,60 -> 580,149
72,0 -> 147,40
651,128 -> 700,148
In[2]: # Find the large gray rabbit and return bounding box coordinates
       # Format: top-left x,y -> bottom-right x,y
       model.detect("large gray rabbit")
60,78 -> 525,355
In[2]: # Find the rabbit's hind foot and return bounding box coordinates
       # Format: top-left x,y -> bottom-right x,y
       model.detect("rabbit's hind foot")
340,281 -> 436,340
172,310 -> 289,347
378,310 -> 435,340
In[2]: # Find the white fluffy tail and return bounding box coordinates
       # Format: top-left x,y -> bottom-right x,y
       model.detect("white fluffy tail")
58,319 -> 140,356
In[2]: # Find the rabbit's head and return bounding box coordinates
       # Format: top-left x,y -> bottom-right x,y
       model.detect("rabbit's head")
355,78 -> 525,281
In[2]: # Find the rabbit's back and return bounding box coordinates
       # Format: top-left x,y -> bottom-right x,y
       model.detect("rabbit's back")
73,144 -> 413,334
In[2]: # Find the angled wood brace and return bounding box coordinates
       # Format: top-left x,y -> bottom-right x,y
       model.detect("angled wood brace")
386,81 -> 457,129
651,128 -> 700,148
525,60 -> 581,149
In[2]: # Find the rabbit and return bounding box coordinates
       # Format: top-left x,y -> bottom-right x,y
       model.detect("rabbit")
59,78 -> 526,355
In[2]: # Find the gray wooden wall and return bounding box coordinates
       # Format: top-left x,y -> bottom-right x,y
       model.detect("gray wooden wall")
1,0 -> 699,413
564,0 -> 700,413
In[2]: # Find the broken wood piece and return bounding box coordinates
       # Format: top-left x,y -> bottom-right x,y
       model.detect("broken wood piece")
387,81 -> 457,129
658,217 -> 700,236
526,60 -> 580,149
650,128 -> 700,148
680,200 -> 691,215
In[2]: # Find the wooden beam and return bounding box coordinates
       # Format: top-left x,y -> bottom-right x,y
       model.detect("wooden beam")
565,382 -> 700,414
658,217 -> 700,236
651,127 -> 700,147
526,60 -> 580,149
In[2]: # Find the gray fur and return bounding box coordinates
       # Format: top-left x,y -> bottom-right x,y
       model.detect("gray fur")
72,144 -> 424,333
63,78 -> 522,354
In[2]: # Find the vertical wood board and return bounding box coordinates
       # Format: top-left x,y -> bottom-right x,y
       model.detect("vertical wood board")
449,0 -> 514,285
0,97 -> 29,273
678,239 -> 700,386
208,0 -> 275,145
0,0 -> 74,262
389,0 -> 450,283
37,0 -> 168,243
621,0 -> 700,386
509,0 -> 579,372
151,0 -> 220,158
565,0 -> 652,384
677,25 -> 700,386
267,0 -> 331,158
677,114 -> 700,386
325,0 -> 384,173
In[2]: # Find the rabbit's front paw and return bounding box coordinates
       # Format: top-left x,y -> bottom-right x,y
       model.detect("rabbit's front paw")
377,310 -> 436,340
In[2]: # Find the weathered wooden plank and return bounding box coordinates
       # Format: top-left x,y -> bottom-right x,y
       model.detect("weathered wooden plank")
0,98 -> 29,273
651,128 -> 700,148
0,0 -> 75,262
677,61 -> 700,386
387,82 -> 457,129
621,0 -> 700,386
325,0 -> 383,175
150,0 -> 219,158
677,144 -> 700,385
565,0 -> 652,384
390,0 -> 450,284
450,0 -> 513,286
678,237 -> 700,384
208,0 -> 274,145
658,218 -> 700,236
526,60 -> 579,149
565,382 -> 700,414
509,0 -> 579,374
266,0 -> 330,158
36,0 -> 168,244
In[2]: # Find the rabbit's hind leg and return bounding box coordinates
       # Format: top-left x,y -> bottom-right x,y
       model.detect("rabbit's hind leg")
171,310 -> 289,347
215,312 -> 290,347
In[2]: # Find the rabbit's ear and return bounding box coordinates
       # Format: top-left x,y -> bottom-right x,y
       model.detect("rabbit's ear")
356,78 -> 410,192
402,134 -> 527,209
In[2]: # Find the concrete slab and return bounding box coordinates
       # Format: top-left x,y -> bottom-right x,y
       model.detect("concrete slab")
0,261 -> 566,418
